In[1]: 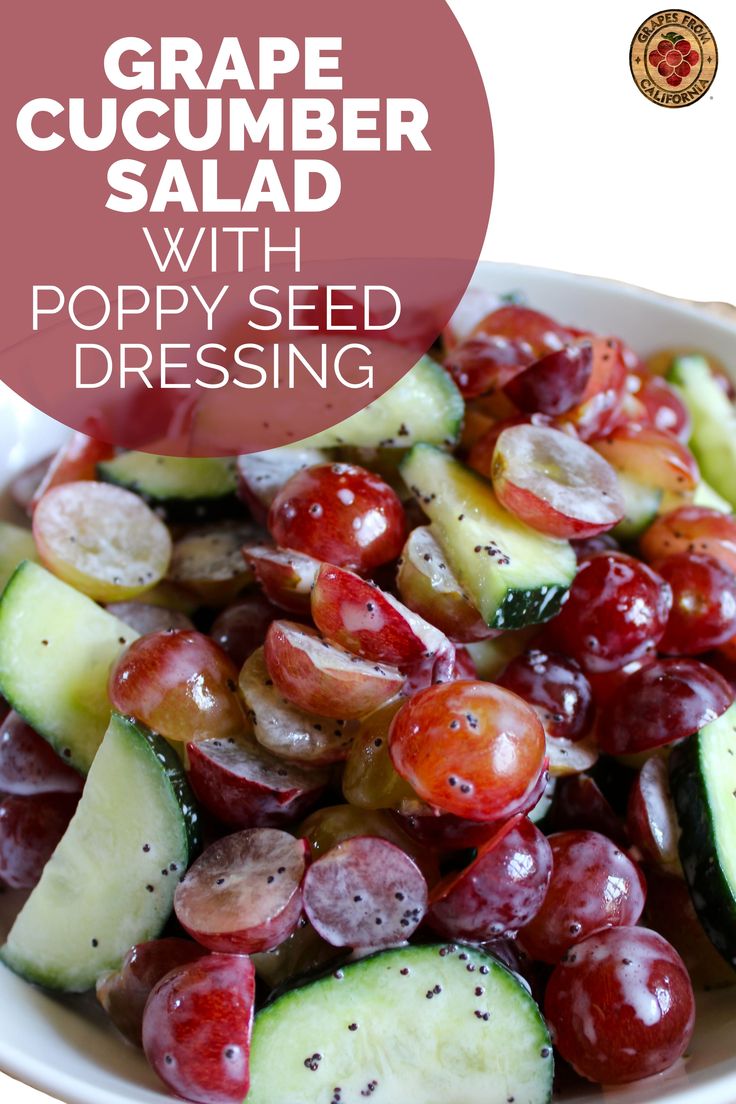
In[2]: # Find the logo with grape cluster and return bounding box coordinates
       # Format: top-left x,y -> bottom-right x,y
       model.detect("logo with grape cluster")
630,10 -> 718,108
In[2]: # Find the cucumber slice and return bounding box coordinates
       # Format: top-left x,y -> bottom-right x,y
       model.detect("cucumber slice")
301,357 -> 464,450
693,480 -> 733,514
611,474 -> 663,542
0,713 -> 199,992
400,445 -> 576,630
670,702 -> 736,967
248,944 -> 553,1104
667,355 -> 736,508
98,454 -> 238,520
0,562 -> 138,773
0,521 -> 38,593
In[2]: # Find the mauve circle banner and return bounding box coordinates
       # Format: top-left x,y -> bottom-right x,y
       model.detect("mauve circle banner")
0,1 -> 493,456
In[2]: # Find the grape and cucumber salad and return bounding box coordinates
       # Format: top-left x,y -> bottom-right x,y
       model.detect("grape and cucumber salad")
1,292 -> 736,1104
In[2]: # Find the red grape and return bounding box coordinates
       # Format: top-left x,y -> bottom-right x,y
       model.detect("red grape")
546,552 -> 672,673
427,815 -> 552,941
96,938 -> 206,1047
504,342 -> 594,415
592,425 -> 699,493
395,759 -> 551,850
0,711 -> 83,796
109,631 -> 247,746
0,793 -> 78,889
298,804 -> 439,889
555,337 -> 628,441
545,926 -> 695,1084
302,835 -> 428,948
497,649 -> 594,742
388,680 -> 546,822
396,526 -> 492,642
644,867 -> 736,991
30,433 -> 114,511
175,828 -> 308,954
106,602 -> 194,635
236,447 -> 327,524
210,593 -> 280,667
239,647 -> 356,765
142,953 -> 256,1104
186,737 -> 329,830
268,463 -> 406,573
466,413 -> 551,478
570,533 -> 619,562
492,425 -> 625,539
242,544 -> 320,615
548,774 -> 627,847
311,563 -> 454,674
393,808 -> 499,852
472,304 -> 572,355
444,335 -> 533,400
597,657 -> 732,755
655,552 -> 736,653
634,374 -> 691,441
626,758 -> 679,870
264,620 -> 404,719
519,830 -> 646,964
640,506 -> 736,575
587,656 -> 652,709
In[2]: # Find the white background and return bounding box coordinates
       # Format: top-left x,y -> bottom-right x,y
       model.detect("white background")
3,2 -> 735,1103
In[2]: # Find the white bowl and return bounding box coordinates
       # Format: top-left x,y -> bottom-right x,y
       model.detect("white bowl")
1,263 -> 736,1104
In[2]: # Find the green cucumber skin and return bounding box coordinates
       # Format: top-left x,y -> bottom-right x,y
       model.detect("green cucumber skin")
0,715 -> 199,992
137,720 -> 202,859
248,943 -> 553,1104
98,455 -> 239,522
670,729 -> 736,966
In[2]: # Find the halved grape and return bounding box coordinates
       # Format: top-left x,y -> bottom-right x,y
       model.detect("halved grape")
30,434 -> 115,510
592,425 -> 699,493
311,563 -> 454,675
341,701 -> 418,811
210,594 -> 280,667
187,736 -> 329,829
243,544 -> 320,615
142,953 -> 256,1104
396,527 -> 492,642
105,602 -> 194,635
264,621 -> 404,719
491,425 -> 625,539
302,835 -> 428,948
597,657 -> 733,755
504,342 -> 593,416
175,828 -> 308,954
96,938 -> 206,1047
427,816 -> 552,941
626,757 -> 680,871
0,792 -> 79,889
33,481 -> 172,601
298,804 -> 439,887
169,522 -> 259,606
640,506 -> 736,575
497,649 -> 594,742
237,447 -> 329,523
239,648 -> 356,765
0,711 -> 83,796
